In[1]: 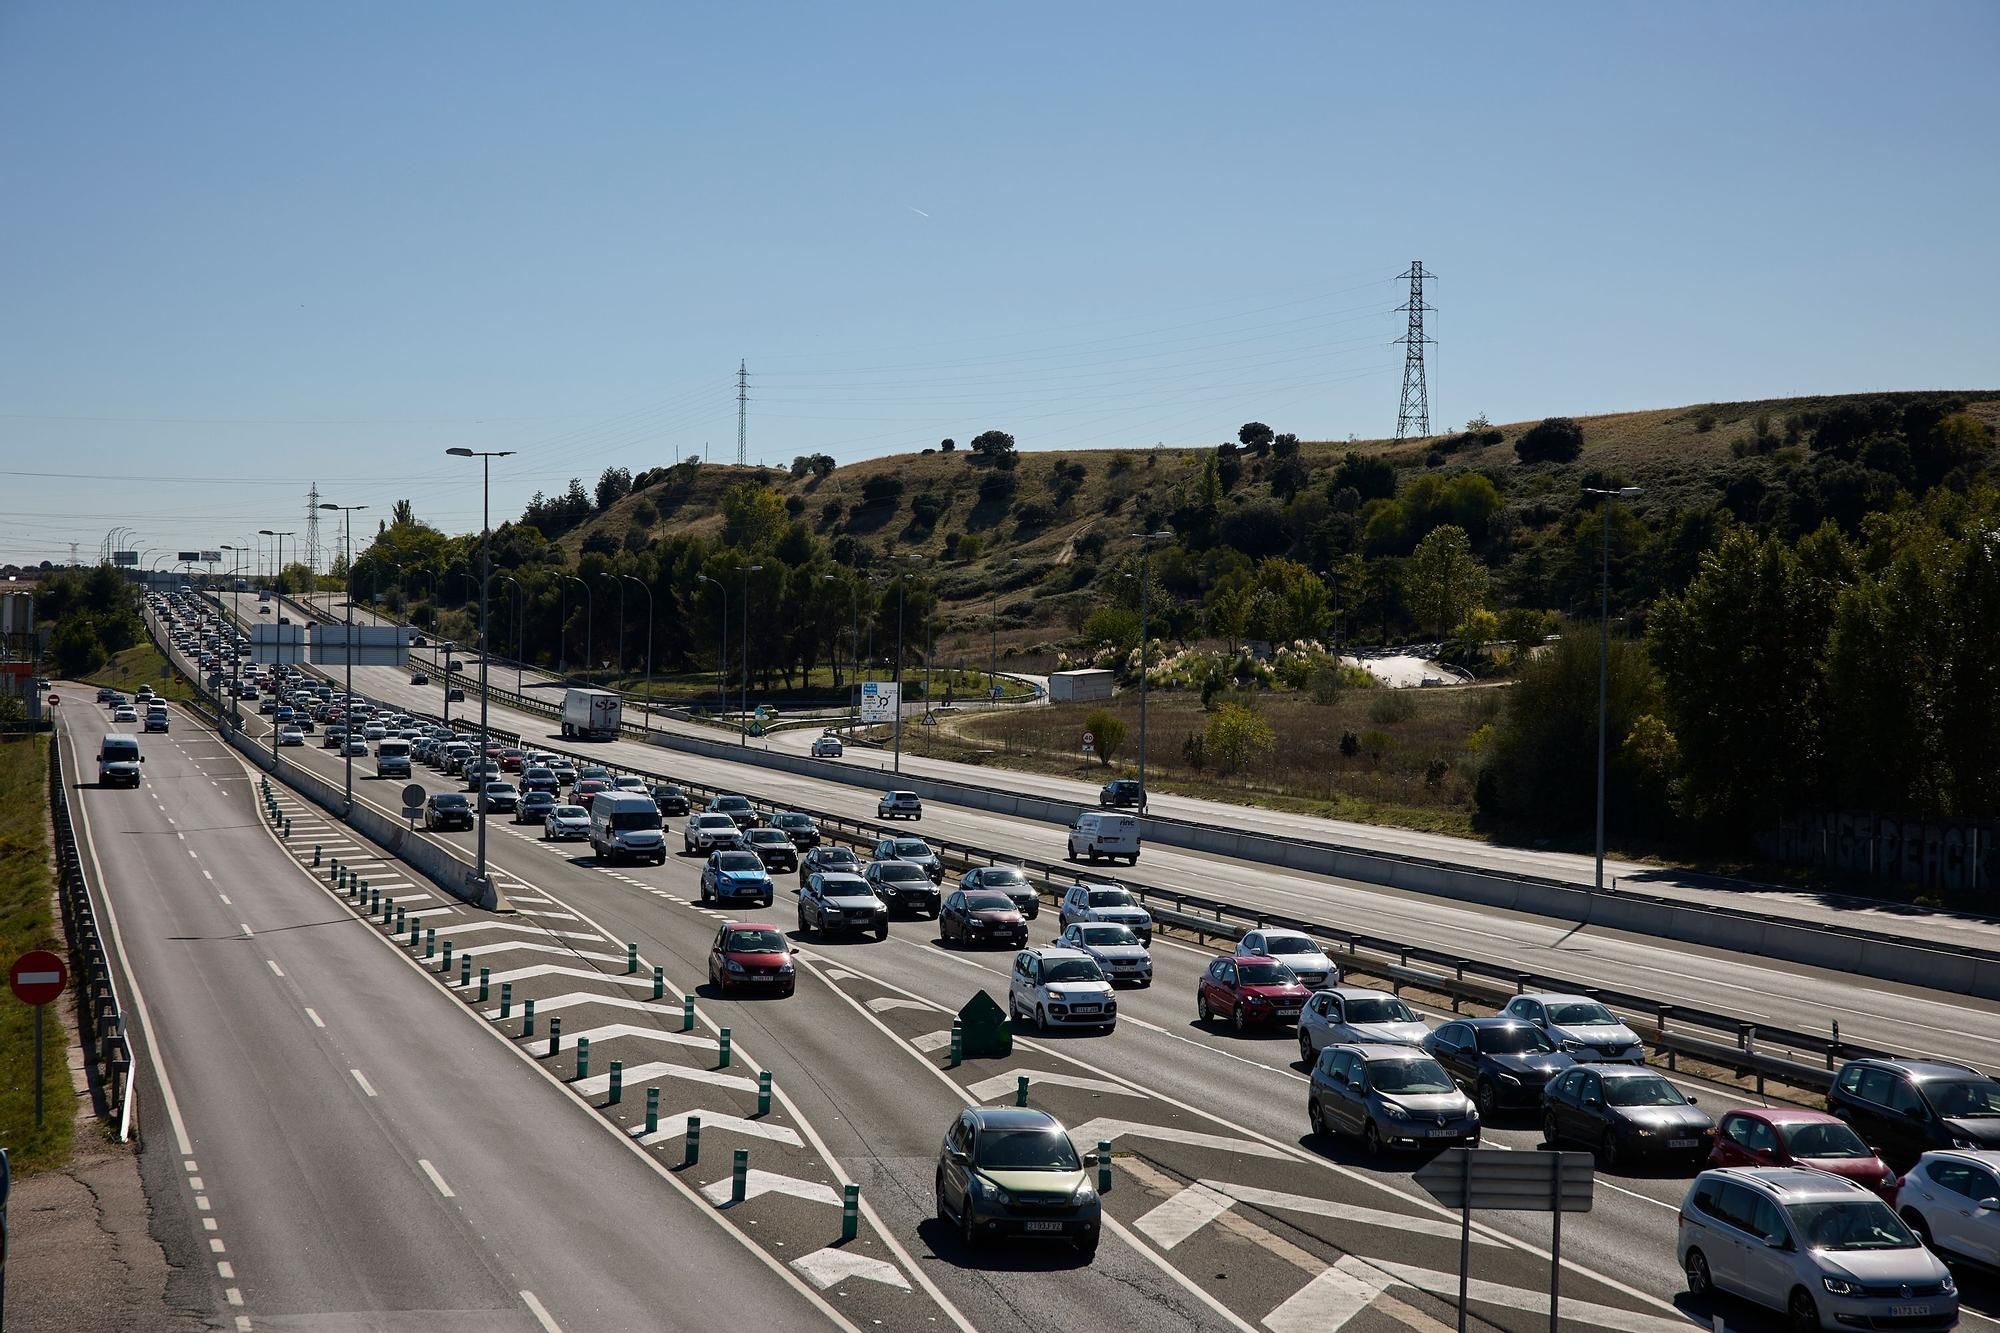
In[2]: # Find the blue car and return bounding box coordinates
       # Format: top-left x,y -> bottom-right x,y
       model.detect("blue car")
701,850 -> 773,908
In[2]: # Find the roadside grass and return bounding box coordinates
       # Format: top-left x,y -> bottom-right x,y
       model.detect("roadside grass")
80,641 -> 196,705
0,734 -> 75,1174
582,665 -> 1036,708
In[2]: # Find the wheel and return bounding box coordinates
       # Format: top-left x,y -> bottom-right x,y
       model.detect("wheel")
1475,1079 -> 1497,1116
1683,1248 -> 1712,1300
1299,1031 -> 1314,1065
1598,1130 -> 1621,1169
1198,993 -> 1213,1022
1787,1288 -> 1820,1333
1308,1099 -> 1329,1140
1542,1113 -> 1561,1147
875,922 -> 888,941
935,1175 -> 950,1225
959,1198 -> 978,1249
1036,1005 -> 1049,1032
1231,1004 -> 1247,1034
798,909 -> 810,935
700,882 -> 712,906
1363,1121 -> 1385,1158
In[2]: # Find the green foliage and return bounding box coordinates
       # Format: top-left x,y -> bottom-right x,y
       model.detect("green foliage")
720,481 -> 788,550
970,429 -> 1017,457
1181,731 -> 1206,770
1331,451 -> 1397,502
859,474 -> 906,507
1082,606 -> 1142,654
1205,701 -> 1275,774
1514,417 -> 1586,465
1083,708 -> 1126,766
596,467 -> 633,510
1404,525 -> 1488,639
1368,690 -> 1416,724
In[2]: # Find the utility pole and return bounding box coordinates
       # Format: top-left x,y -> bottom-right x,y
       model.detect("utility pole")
1394,260 -> 1435,441
305,483 -> 322,576
1584,486 -> 1643,901
736,360 -> 748,467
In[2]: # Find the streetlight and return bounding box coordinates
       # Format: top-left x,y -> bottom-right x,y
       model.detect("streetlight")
1583,486 -> 1643,898
890,556 -> 923,773
605,573 -> 627,681
317,503 -> 367,813
447,446 -> 514,896
740,563 -> 764,743
497,575 -> 524,695
697,573 -> 727,724
620,574 -> 654,732
562,576 -> 592,683
1131,531 -> 1173,811
259,529 -> 295,599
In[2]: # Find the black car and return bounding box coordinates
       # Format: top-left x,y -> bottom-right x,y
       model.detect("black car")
1422,1018 -> 1574,1115
1100,778 -> 1145,809
864,860 -> 941,917
1539,1065 -> 1715,1168
1828,1058 -> 2000,1169
799,844 -> 859,887
744,827 -> 799,873
424,791 -> 473,831
959,865 -> 1038,919
649,784 -> 691,817
772,811 -> 820,850
521,767 -> 560,796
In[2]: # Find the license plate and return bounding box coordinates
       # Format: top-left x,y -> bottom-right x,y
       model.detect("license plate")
1891,1306 -> 1931,1318
1022,1220 -> 1064,1233
750,975 -> 773,983
1275,1009 -> 1300,1019
1669,1138 -> 1697,1149
1426,1128 -> 1459,1138
1072,1004 -> 1099,1013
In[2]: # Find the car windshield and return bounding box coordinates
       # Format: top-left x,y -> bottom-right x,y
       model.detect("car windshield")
1368,1059 -> 1456,1095
552,805 -> 586,818
715,797 -> 750,811
611,811 -> 661,831
878,863 -> 925,881
1080,925 -> 1138,946
1263,936 -> 1317,956
750,830 -> 788,844
433,794 -> 466,807
965,893 -> 1015,911
1087,889 -> 1135,907
777,815 -> 809,828
974,1128 -> 1080,1171
1603,1075 -> 1686,1107
581,768 -> 609,779
1345,996 -> 1416,1023
485,783 -> 513,794
1475,1025 -> 1556,1055
818,849 -> 858,866
697,815 -> 736,829
1547,1002 -> 1618,1026
1789,1200 -> 1917,1251
1043,959 -> 1103,983
891,840 -> 931,857
1236,962 -> 1296,986
716,852 -> 763,872
1926,1078 -> 2000,1116
980,868 -> 1028,886
726,930 -> 787,954
1780,1122 -> 1873,1159
524,793 -> 552,805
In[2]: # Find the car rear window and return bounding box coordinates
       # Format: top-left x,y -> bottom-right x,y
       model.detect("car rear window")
716,852 -> 763,872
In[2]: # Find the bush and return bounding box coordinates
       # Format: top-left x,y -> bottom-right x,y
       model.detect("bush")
1014,501 -> 1053,530
1083,709 -> 1126,766
1181,732 -> 1206,771
1205,702 -> 1275,774
1514,417 -> 1585,465
632,499 -> 659,526
1368,691 -> 1417,724
1081,606 -> 1142,653
1424,757 -> 1451,789
1359,729 -> 1394,764
860,475 -> 905,507
978,471 -> 1019,504
1338,731 -> 1360,758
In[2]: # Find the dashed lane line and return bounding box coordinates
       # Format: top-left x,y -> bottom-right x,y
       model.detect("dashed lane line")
350,1069 -> 378,1098
418,1159 -> 456,1198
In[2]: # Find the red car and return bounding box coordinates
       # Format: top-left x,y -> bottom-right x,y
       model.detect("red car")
573,777 -> 610,810
499,748 -> 525,772
1196,955 -> 1312,1032
1707,1107 -> 1898,1198
706,922 -> 795,997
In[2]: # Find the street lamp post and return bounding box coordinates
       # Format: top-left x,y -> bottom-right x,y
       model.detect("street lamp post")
563,577 -> 592,683
890,557 -> 922,773
608,574 -> 627,682
498,575 -> 524,696
1582,487 -> 1643,898
447,447 -> 514,897
697,574 -> 727,724
260,529 -> 295,600
1132,531 -> 1173,811
620,575 -> 654,732
316,504 -> 367,813
740,564 -> 764,743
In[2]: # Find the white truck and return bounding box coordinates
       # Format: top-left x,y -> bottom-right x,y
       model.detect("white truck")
561,688 -> 623,741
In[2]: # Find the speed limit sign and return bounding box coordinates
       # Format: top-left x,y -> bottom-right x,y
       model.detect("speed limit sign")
1081,731 -> 1095,752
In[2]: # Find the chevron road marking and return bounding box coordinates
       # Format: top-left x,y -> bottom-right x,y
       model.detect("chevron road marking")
865,997 -> 933,1015
481,992 -> 690,1022
571,1061 -> 756,1097
628,1111 -> 803,1148
1068,1117 -> 1290,1160
791,1248 -> 912,1293
699,1169 -> 841,1208
965,1069 -> 1148,1101
476,964 -> 657,990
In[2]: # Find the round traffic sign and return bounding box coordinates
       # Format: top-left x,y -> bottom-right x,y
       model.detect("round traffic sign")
46,693 -> 58,706
401,782 -> 427,809
9,950 -> 67,1007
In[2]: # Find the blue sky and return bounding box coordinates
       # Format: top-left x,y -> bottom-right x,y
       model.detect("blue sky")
2,1 -> 1995,567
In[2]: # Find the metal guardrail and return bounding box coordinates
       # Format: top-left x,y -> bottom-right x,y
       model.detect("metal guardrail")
47,722 -> 136,1139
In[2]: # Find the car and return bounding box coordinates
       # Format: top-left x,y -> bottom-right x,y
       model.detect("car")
104,692 -> 131,710
258,697 -> 278,714
515,790 -> 558,824
939,890 -> 1027,950
1308,1043 -> 1482,1157
811,734 -> 844,759
744,827 -> 799,873
959,865 -> 1039,918
707,922 -> 796,997
1299,987 -> 1432,1060
878,790 -> 922,820
863,860 -> 941,916
797,872 -> 889,940
112,706 -> 139,724
684,813 -> 745,854
572,777 -> 611,809
1058,922 -> 1152,987
590,792 -> 668,865
1099,778 -> 1145,809
322,728 -> 346,749
276,726 -> 304,747
498,748 -> 525,772
95,686 -> 116,703
1196,955 -> 1311,1033
1238,929 -> 1339,990
610,774 -> 647,794
345,738 -> 369,756
1057,881 -> 1152,943
362,723 -> 386,741
872,835 -> 943,883
708,794 -> 757,828
649,784 -> 691,816
1829,1058 -> 2000,1169
1497,993 -> 1647,1065
423,791 -> 473,831
771,811 -> 820,850
543,804 -> 591,841
445,688 -> 465,702
1421,1018 -> 1575,1116
274,705 -> 294,724
1708,1108 -> 1898,1199
293,714 -> 315,733
1896,1149 -> 2000,1271
410,672 -> 429,686
934,1106 -> 1100,1257
144,707 -> 170,734
701,850 -> 774,908
521,766 -> 559,795
548,759 -> 578,786
1679,1167 -> 1957,1333
1067,812 -> 1141,864
1541,1065 -> 1716,1167
480,781 -> 519,814
1009,946 -> 1116,1032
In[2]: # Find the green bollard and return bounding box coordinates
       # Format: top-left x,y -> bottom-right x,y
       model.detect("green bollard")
608,1060 -> 622,1105
395,905 -> 407,934
949,1019 -> 963,1068
731,1149 -> 748,1203
546,1016 -> 561,1058
626,942 -> 638,975
440,940 -> 453,973
757,1070 -> 771,1117
684,1116 -> 701,1167
652,965 -> 664,1000
645,1087 -> 659,1135
1016,1074 -> 1029,1107
521,998 -> 535,1037
313,845 -> 322,867
1097,1139 -> 1112,1194
478,967 -> 490,1002
328,859 -> 338,882
424,928 -> 436,959
841,1184 -> 859,1242
718,1027 -> 732,1069
459,954 -> 472,987
576,1037 -> 590,1080
408,917 -> 420,948
282,819 -> 291,839
682,994 -> 695,1032
500,982 -> 513,1019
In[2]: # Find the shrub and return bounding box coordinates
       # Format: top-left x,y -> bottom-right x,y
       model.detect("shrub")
1338,731 -> 1360,758
1014,501 -> 1053,530
1181,732 -> 1206,771
1359,729 -> 1393,764
860,475 -> 905,507
1368,690 -> 1417,724
1205,702 -> 1275,774
1513,417 -> 1585,465
1083,709 -> 1126,766
978,471 -> 1018,504
1424,757 -> 1450,789
631,499 -> 659,526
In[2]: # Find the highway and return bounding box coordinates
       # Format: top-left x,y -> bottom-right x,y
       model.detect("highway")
153,600 -> 2000,1330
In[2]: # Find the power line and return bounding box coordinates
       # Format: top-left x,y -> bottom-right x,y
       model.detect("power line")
1394,260 -> 1436,440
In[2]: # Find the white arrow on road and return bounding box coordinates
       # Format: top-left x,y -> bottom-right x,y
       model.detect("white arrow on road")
628,1111 -> 802,1148
482,991 -> 699,1024
1067,1118 -> 1289,1160
964,1069 -> 1148,1101
791,1247 -> 911,1292
700,1169 -> 841,1208
473,964 -> 657,991
447,940 -> 627,967
571,1060 -> 755,1097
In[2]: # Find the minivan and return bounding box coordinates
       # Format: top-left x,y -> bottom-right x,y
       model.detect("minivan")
1067,812 -> 1141,865
98,734 -> 144,787
589,792 -> 667,865
375,738 -> 412,779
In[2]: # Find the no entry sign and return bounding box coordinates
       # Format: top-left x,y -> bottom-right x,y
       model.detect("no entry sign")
9,950 -> 66,1007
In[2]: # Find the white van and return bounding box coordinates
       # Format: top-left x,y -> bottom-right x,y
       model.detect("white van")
98,734 -> 144,787
375,738 -> 412,779
1068,811 -> 1141,865
589,791 -> 667,865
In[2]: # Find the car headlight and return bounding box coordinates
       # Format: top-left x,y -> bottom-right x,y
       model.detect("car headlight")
1821,1275 -> 1860,1297
1559,1039 -> 1584,1052
1952,1136 -> 1978,1149
1940,1271 -> 1955,1295
1381,1103 -> 1410,1120
725,960 -> 745,974
1047,990 -> 1066,1002
777,964 -> 794,974
1071,1182 -> 1096,1205
1498,1073 -> 1521,1086
972,1176 -> 1011,1205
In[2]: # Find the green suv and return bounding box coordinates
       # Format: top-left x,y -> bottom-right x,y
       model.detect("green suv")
935,1107 -> 1100,1258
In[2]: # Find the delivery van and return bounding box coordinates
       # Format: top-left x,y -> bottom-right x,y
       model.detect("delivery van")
99,734 -> 144,788
589,791 -> 667,865
1067,811 -> 1141,865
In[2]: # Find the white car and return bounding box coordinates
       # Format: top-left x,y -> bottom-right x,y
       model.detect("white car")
1498,993 -> 1646,1064
276,727 -> 304,747
1057,881 -> 1153,944
1298,987 -> 1432,1060
344,739 -> 369,756
684,812 -> 745,854
811,734 -> 844,758
1058,922 -> 1152,988
1007,946 -> 1116,1033
112,706 -> 139,724
542,804 -> 591,841
1239,929 -> 1340,991
878,790 -> 922,820
1895,1149 -> 2000,1268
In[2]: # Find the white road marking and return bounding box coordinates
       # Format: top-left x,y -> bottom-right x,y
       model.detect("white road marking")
1261,1260 -> 1393,1332
912,1030 -> 953,1052
1134,1180 -> 1234,1249
266,960 -> 283,977
237,921 -> 251,935
790,1247 -> 912,1292
225,1288 -> 243,1306
418,1159 -> 455,1198
482,991 -> 691,1022
195,1195 -> 210,1210
1067,1116 -> 1291,1159
1357,1256 -> 1691,1332
628,1110 -> 803,1148
304,1008 -> 325,1028
203,1218 -> 217,1232
201,868 -> 213,881
208,1237 -> 226,1253
573,1061 -> 755,1096
189,1176 -> 204,1190
350,1069 -> 378,1097
700,1168 -> 841,1208
520,1290 -> 564,1333
965,1068 -> 1147,1101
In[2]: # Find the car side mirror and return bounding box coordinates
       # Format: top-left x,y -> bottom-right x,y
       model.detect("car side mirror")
1979,1197 -> 2000,1213
140,756 -> 146,763
946,1148 -> 968,1165
1763,1233 -> 1788,1250
1584,1095 -> 1602,1108
1686,1095 -> 1699,1105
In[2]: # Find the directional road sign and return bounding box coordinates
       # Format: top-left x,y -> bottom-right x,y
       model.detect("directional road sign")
1413,1148 -> 1594,1212
8,950 -> 66,1008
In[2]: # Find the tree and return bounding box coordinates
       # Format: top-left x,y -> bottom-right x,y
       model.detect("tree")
595,467 -> 633,510
969,430 -> 1016,458
1238,421 -> 1274,454
720,481 -> 787,550
1082,606 -> 1142,655
1248,558 -> 1330,643
939,438 -> 956,453
1331,451 -> 1397,503
1083,709 -> 1126,767
391,499 -> 416,527
51,614 -> 106,676
1403,525 -> 1488,641
1205,702 -> 1275,774
1513,417 -> 1585,465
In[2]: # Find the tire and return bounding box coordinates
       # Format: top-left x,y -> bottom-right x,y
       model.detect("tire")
1542,1113 -> 1561,1147
1683,1248 -> 1712,1300
1308,1099 -> 1329,1140
1598,1130 -> 1621,1170
875,922 -> 888,941
700,882 -> 712,906
798,909 -> 810,936
960,1199 -> 978,1250
1363,1121 -> 1385,1158
1787,1288 -> 1819,1333
1475,1079 -> 1497,1117
1231,1004 -> 1246,1034
935,1175 -> 950,1225
1074,1234 -> 1098,1260
1198,993 -> 1213,1023
1299,1031 -> 1314,1065
1036,1005 -> 1049,1033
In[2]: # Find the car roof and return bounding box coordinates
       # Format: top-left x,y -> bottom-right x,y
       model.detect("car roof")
1574,1063 -> 1659,1078
1844,1057 -> 1984,1081
1916,1148 -> 2000,1170
815,872 -> 869,887
1517,992 -> 1595,1005
1702,1166 -> 1872,1199
1324,985 -> 1394,999
1726,1106 -> 1840,1125
1458,1016 -> 1538,1029
1026,946 -> 1090,961
1333,1042 -> 1435,1061
967,1106 -> 1063,1131
747,827 -> 789,837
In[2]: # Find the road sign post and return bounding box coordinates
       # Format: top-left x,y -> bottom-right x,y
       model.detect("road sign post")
1413,1147 -> 1592,1333
10,951 -> 68,1129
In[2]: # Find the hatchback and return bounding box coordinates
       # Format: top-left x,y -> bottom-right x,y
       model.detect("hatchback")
1238,928 -> 1339,990
1896,1149 -> 2000,1271
1541,1065 -> 1715,1167
935,1107 -> 1099,1257
863,860 -> 940,916
515,790 -> 557,825
1709,1108 -> 1898,1199
543,804 -> 591,841
701,850 -> 774,907
878,790 -> 922,820
1498,993 -> 1647,1065
1009,947 -> 1116,1032
706,922 -> 795,997
797,873 -> 888,940
799,844 -> 859,886
710,794 -> 758,829
1422,1017 -> 1573,1115
940,890 -> 1027,950
1830,1058 -> 2000,1170
1299,988 -> 1431,1059
874,835 -> 943,883
1057,922 -> 1151,987
744,827 -> 799,873
423,791 -> 472,831
1197,956 -> 1310,1032
1308,1043 -> 1480,1156
772,811 -> 820,849
1057,881 -> 1152,943
959,864 -> 1039,919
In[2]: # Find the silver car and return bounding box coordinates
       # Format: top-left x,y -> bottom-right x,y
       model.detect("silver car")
1239,928 -> 1340,991
1895,1149 -> 2000,1270
1307,1043 -> 1480,1156
1499,993 -> 1646,1064
542,804 -> 591,841
684,812 -> 745,854
1299,987 -> 1432,1061
1058,922 -> 1152,988
1680,1167 -> 1956,1331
